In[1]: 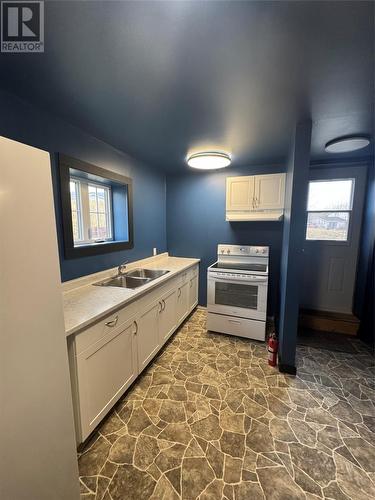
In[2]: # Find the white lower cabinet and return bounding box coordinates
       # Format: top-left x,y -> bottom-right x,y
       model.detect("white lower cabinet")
75,316 -> 138,441
176,280 -> 190,325
70,263 -> 199,443
136,300 -> 161,373
189,271 -> 199,310
158,288 -> 178,344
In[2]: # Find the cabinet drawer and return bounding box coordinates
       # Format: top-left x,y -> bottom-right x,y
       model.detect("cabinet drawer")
188,266 -> 199,280
178,270 -> 189,284
207,313 -> 265,341
75,302 -> 138,354
178,266 -> 197,285
135,276 -> 178,311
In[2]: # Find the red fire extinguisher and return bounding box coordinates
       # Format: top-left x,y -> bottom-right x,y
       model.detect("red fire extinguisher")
268,333 -> 278,367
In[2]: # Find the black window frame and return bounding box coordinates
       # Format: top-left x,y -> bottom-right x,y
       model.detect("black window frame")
58,154 -> 134,259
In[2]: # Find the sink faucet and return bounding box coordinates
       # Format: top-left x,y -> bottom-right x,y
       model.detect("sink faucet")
118,260 -> 128,275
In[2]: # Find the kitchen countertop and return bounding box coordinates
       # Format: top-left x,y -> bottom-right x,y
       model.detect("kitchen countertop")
62,253 -> 200,337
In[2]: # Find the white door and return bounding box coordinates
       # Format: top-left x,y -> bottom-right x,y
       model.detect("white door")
301,166 -> 367,314
77,317 -> 138,440
159,288 -> 178,343
188,273 -> 199,311
0,136 -> 80,500
137,300 -> 161,372
176,281 -> 190,324
253,173 -> 285,210
226,176 -> 254,211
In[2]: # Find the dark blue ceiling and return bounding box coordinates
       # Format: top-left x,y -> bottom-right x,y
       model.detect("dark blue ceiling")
0,0 -> 373,172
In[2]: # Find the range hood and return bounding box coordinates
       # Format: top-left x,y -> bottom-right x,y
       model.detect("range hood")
226,210 -> 284,222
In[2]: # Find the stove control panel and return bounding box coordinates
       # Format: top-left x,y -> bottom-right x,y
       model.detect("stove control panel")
212,271 -> 268,280
217,244 -> 269,257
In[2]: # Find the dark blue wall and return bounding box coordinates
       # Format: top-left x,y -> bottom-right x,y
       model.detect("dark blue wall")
278,120 -> 312,370
0,90 -> 167,281
355,156 -> 375,346
166,165 -> 285,316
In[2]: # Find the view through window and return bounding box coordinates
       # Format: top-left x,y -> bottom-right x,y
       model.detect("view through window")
70,178 -> 112,245
306,179 -> 354,241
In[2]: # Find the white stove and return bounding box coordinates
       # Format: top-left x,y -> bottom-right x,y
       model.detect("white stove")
207,244 -> 269,341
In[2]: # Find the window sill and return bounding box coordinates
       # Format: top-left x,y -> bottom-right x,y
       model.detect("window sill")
65,239 -> 133,259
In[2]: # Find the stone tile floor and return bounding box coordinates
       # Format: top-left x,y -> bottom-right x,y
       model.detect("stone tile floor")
78,308 -> 375,500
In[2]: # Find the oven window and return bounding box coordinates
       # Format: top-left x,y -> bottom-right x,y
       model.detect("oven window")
215,282 -> 258,309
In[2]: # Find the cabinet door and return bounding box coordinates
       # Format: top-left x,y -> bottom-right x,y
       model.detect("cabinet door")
253,173 -> 285,210
137,300 -> 161,373
226,176 -> 254,211
188,273 -> 199,311
176,281 -> 189,325
159,288 -> 177,344
76,317 -> 138,441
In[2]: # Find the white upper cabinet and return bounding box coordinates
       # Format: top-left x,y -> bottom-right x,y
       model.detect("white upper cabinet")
226,173 -> 286,221
226,176 -> 255,211
254,173 -> 285,210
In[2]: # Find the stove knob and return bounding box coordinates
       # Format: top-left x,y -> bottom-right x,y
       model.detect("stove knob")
221,249 -> 224,254
227,249 -> 230,254
255,248 -> 259,254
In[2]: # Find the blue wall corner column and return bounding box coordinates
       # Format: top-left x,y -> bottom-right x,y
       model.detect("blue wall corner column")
356,155 -> 375,347
278,119 -> 312,374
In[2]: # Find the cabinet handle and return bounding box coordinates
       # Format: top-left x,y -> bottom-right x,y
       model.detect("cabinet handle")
228,319 -> 241,324
158,301 -> 163,313
162,299 -> 166,310
252,197 -> 255,209
189,280 -> 192,288
177,288 -> 181,298
133,320 -> 138,335
105,315 -> 118,327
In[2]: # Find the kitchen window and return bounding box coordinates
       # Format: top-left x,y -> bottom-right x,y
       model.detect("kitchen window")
59,154 -> 133,259
305,179 -> 354,241
70,178 -> 113,245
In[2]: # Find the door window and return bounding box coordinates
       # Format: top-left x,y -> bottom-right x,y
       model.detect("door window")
215,282 -> 258,309
305,179 -> 354,241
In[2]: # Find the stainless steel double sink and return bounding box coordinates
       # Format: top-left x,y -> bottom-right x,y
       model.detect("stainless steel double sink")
93,268 -> 170,289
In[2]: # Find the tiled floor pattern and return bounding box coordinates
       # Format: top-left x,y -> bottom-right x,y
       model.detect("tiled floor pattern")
78,308 -> 375,500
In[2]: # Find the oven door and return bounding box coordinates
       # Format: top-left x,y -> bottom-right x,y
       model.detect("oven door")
207,274 -> 268,321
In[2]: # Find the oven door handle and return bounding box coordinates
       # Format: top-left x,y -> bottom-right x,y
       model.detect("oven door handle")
209,276 -> 268,283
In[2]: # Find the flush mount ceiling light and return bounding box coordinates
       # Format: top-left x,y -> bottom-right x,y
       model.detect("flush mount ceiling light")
325,136 -> 370,153
187,151 -> 231,170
